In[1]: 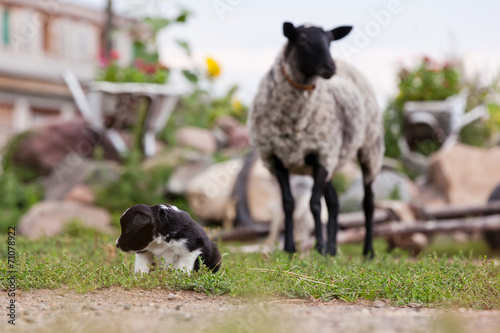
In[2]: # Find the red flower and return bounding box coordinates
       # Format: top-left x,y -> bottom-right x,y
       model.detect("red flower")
422,56 -> 431,63
134,58 -> 144,68
110,50 -> 120,61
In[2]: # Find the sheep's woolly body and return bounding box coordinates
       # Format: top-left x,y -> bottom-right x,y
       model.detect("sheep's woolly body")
249,48 -> 384,183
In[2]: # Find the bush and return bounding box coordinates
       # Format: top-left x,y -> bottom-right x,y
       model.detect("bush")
0,169 -> 42,231
384,57 -> 462,159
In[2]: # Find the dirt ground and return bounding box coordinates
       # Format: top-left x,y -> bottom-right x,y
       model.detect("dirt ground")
2,288 -> 500,333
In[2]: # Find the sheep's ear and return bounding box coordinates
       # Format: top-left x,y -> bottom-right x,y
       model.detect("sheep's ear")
283,22 -> 297,40
329,26 -> 353,41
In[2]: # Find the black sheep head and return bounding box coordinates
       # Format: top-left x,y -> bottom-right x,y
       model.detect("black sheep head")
283,22 -> 352,80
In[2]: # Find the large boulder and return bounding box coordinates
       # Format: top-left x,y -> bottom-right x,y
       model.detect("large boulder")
176,127 -> 217,154
18,201 -> 113,239
185,159 -> 243,222
428,143 -> 500,204
340,170 -> 418,212
11,119 -> 121,176
166,154 -> 213,195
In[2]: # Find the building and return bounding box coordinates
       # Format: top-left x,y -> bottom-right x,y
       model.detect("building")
0,0 -> 143,148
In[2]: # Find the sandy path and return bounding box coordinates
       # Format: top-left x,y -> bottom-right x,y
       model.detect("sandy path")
2,288 -> 500,333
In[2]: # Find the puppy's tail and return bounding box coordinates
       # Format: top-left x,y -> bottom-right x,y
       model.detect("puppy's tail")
210,241 -> 222,273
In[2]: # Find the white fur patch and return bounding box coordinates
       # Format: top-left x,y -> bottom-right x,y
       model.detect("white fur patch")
138,236 -> 201,273
134,252 -> 154,273
160,204 -> 180,212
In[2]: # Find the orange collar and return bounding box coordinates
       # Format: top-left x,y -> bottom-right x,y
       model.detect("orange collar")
281,64 -> 316,92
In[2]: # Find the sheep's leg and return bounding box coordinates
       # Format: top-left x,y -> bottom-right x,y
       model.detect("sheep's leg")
324,182 -> 339,256
307,155 -> 327,255
272,156 -> 296,254
360,162 -> 375,259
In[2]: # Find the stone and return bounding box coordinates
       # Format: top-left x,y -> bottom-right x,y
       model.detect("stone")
379,200 -> 428,255
214,116 -> 250,148
64,184 -> 95,205
340,170 -> 418,213
227,125 -> 250,148
185,159 -> 243,222
166,154 -> 212,195
167,293 -> 178,300
428,143 -> 500,204
18,201 -> 113,239
11,119 -> 121,176
337,161 -> 361,184
176,127 -> 217,154
246,157 -> 281,224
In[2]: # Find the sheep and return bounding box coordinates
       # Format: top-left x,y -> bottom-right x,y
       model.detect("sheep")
248,22 -> 384,258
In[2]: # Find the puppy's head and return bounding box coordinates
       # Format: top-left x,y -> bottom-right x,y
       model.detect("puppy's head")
116,204 -> 157,253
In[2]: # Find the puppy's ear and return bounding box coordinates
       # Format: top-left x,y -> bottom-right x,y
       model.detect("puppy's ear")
154,207 -> 168,235
133,211 -> 156,235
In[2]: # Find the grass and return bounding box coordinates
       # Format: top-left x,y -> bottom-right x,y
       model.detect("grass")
1,222 -> 499,310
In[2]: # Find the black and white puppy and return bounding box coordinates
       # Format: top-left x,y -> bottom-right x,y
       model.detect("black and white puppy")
116,204 -> 221,274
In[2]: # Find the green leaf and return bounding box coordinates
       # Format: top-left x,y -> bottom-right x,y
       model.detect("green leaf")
182,69 -> 199,84
175,8 -> 191,22
144,17 -> 171,34
176,39 -> 191,56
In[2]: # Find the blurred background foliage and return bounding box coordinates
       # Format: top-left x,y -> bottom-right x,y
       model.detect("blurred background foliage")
384,56 -> 500,161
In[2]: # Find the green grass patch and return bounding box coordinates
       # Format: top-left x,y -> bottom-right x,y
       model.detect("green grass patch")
1,224 -> 499,310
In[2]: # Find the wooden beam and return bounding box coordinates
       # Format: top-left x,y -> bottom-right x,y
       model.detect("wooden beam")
420,202 -> 500,220
338,214 -> 500,244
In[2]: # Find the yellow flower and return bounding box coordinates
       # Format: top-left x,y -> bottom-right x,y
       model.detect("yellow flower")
232,99 -> 243,114
206,57 -> 221,78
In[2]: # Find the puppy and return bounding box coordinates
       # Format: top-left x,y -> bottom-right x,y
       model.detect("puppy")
116,204 -> 221,273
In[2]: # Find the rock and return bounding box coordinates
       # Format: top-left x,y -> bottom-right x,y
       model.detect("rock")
18,201 -> 113,239
214,116 -> 250,148
141,148 -> 185,171
246,158 -> 281,224
11,119 -> 121,176
41,159 -> 120,201
379,201 -> 428,255
337,161 -> 361,184
64,184 -> 95,205
167,293 -> 178,300
215,116 -> 241,133
340,170 -> 418,213
176,127 -> 217,154
185,159 -> 243,222
166,154 -> 212,195
227,126 -> 250,148
414,181 -> 447,207
428,143 -> 500,204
